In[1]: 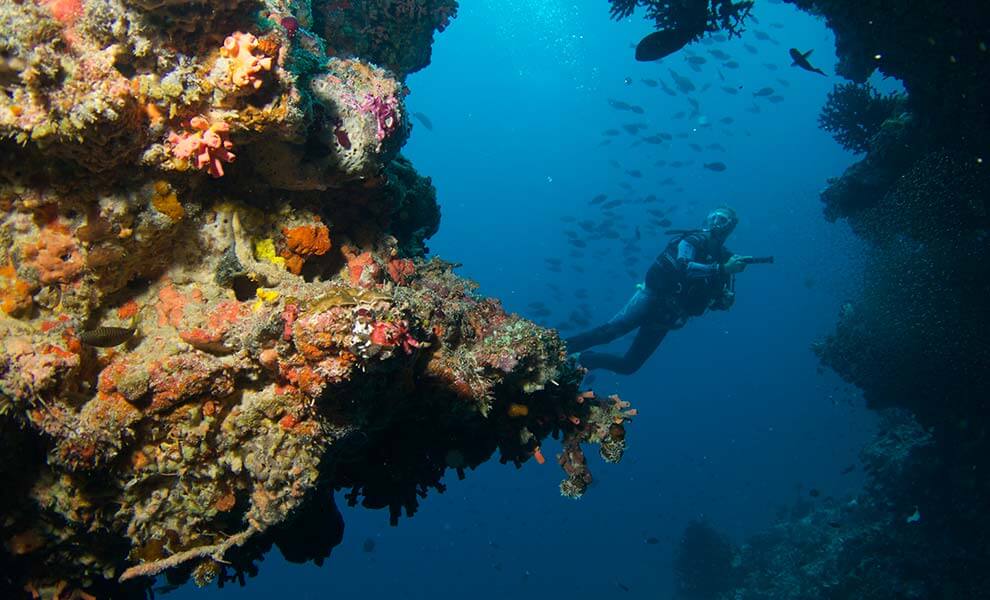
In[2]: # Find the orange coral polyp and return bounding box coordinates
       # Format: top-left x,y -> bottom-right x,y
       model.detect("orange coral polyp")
220,32 -> 274,91
281,224 -> 331,275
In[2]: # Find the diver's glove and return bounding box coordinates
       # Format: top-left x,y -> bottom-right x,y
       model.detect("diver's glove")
722,255 -> 751,275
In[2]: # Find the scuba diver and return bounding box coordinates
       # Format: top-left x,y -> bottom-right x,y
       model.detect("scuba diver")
567,207 -> 768,374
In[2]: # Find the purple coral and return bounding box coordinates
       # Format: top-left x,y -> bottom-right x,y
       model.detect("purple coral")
359,93 -> 401,142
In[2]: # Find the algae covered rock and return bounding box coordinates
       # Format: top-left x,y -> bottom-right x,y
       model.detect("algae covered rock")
0,0 -> 630,597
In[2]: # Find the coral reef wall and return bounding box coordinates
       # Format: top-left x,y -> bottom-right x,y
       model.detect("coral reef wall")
0,0 -> 630,597
718,1 -> 990,597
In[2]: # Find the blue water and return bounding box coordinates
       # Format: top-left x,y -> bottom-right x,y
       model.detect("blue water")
176,2 -> 900,598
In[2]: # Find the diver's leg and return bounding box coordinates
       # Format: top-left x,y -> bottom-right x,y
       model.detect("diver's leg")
579,326 -> 668,375
566,289 -> 651,353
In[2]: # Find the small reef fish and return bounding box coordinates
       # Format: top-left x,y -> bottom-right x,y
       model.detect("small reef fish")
753,87 -> 775,96
629,104 -> 646,114
703,162 -> 728,172
590,193 -> 608,204
411,112 -> 433,131
721,85 -> 739,95
685,55 -> 707,65
708,49 -> 731,60
641,78 -> 659,87
635,28 -> 694,61
305,287 -> 390,312
789,48 -> 827,76
78,323 -> 137,347
744,43 -> 758,54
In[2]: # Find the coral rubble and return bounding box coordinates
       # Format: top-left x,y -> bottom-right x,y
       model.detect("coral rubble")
0,0 -> 624,597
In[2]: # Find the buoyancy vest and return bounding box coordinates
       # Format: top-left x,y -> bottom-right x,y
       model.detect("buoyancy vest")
644,231 -> 732,316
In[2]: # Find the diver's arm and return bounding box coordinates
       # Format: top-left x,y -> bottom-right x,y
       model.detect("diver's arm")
677,240 -> 722,279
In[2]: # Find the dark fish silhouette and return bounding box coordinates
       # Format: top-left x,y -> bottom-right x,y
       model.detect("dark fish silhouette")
744,43 -> 758,54
362,537 -> 376,552
625,169 -> 642,178
685,55 -> 707,65
722,60 -> 740,69
659,80 -> 678,96
708,49 -> 731,60
603,128 -> 621,136
635,29 -> 693,61
703,162 -> 727,172
642,134 -> 665,144
721,85 -> 739,95
753,87 -> 775,96
789,48 -> 827,76
645,536 -> 659,545
753,30 -> 772,41
719,116 -> 735,124
411,112 -> 433,130
641,78 -> 659,87
590,194 -> 608,204
668,69 -> 696,93
629,104 -> 645,114
608,98 -> 632,111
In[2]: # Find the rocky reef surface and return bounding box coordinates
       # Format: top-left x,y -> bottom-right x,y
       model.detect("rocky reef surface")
699,0 -> 990,597
0,1 -> 634,597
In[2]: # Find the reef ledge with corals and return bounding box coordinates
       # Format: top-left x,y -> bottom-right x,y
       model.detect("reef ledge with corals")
0,0 -> 631,597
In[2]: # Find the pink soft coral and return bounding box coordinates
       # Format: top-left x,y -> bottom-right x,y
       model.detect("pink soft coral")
167,116 -> 236,177
359,94 -> 401,142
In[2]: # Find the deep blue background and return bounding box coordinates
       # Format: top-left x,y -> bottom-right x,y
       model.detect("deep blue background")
176,2 -> 901,598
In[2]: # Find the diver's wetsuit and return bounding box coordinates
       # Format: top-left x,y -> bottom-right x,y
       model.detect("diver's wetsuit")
567,231 -> 733,374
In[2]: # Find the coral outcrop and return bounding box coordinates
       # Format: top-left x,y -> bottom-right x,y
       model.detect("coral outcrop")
0,0 -> 626,598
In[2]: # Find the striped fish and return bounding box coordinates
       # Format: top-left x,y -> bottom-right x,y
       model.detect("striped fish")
78,326 -> 136,347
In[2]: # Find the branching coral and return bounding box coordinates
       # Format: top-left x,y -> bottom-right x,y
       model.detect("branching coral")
818,82 -> 903,153
609,0 -> 753,42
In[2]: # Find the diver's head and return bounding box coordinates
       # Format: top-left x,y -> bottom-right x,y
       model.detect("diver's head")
703,206 -> 738,242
